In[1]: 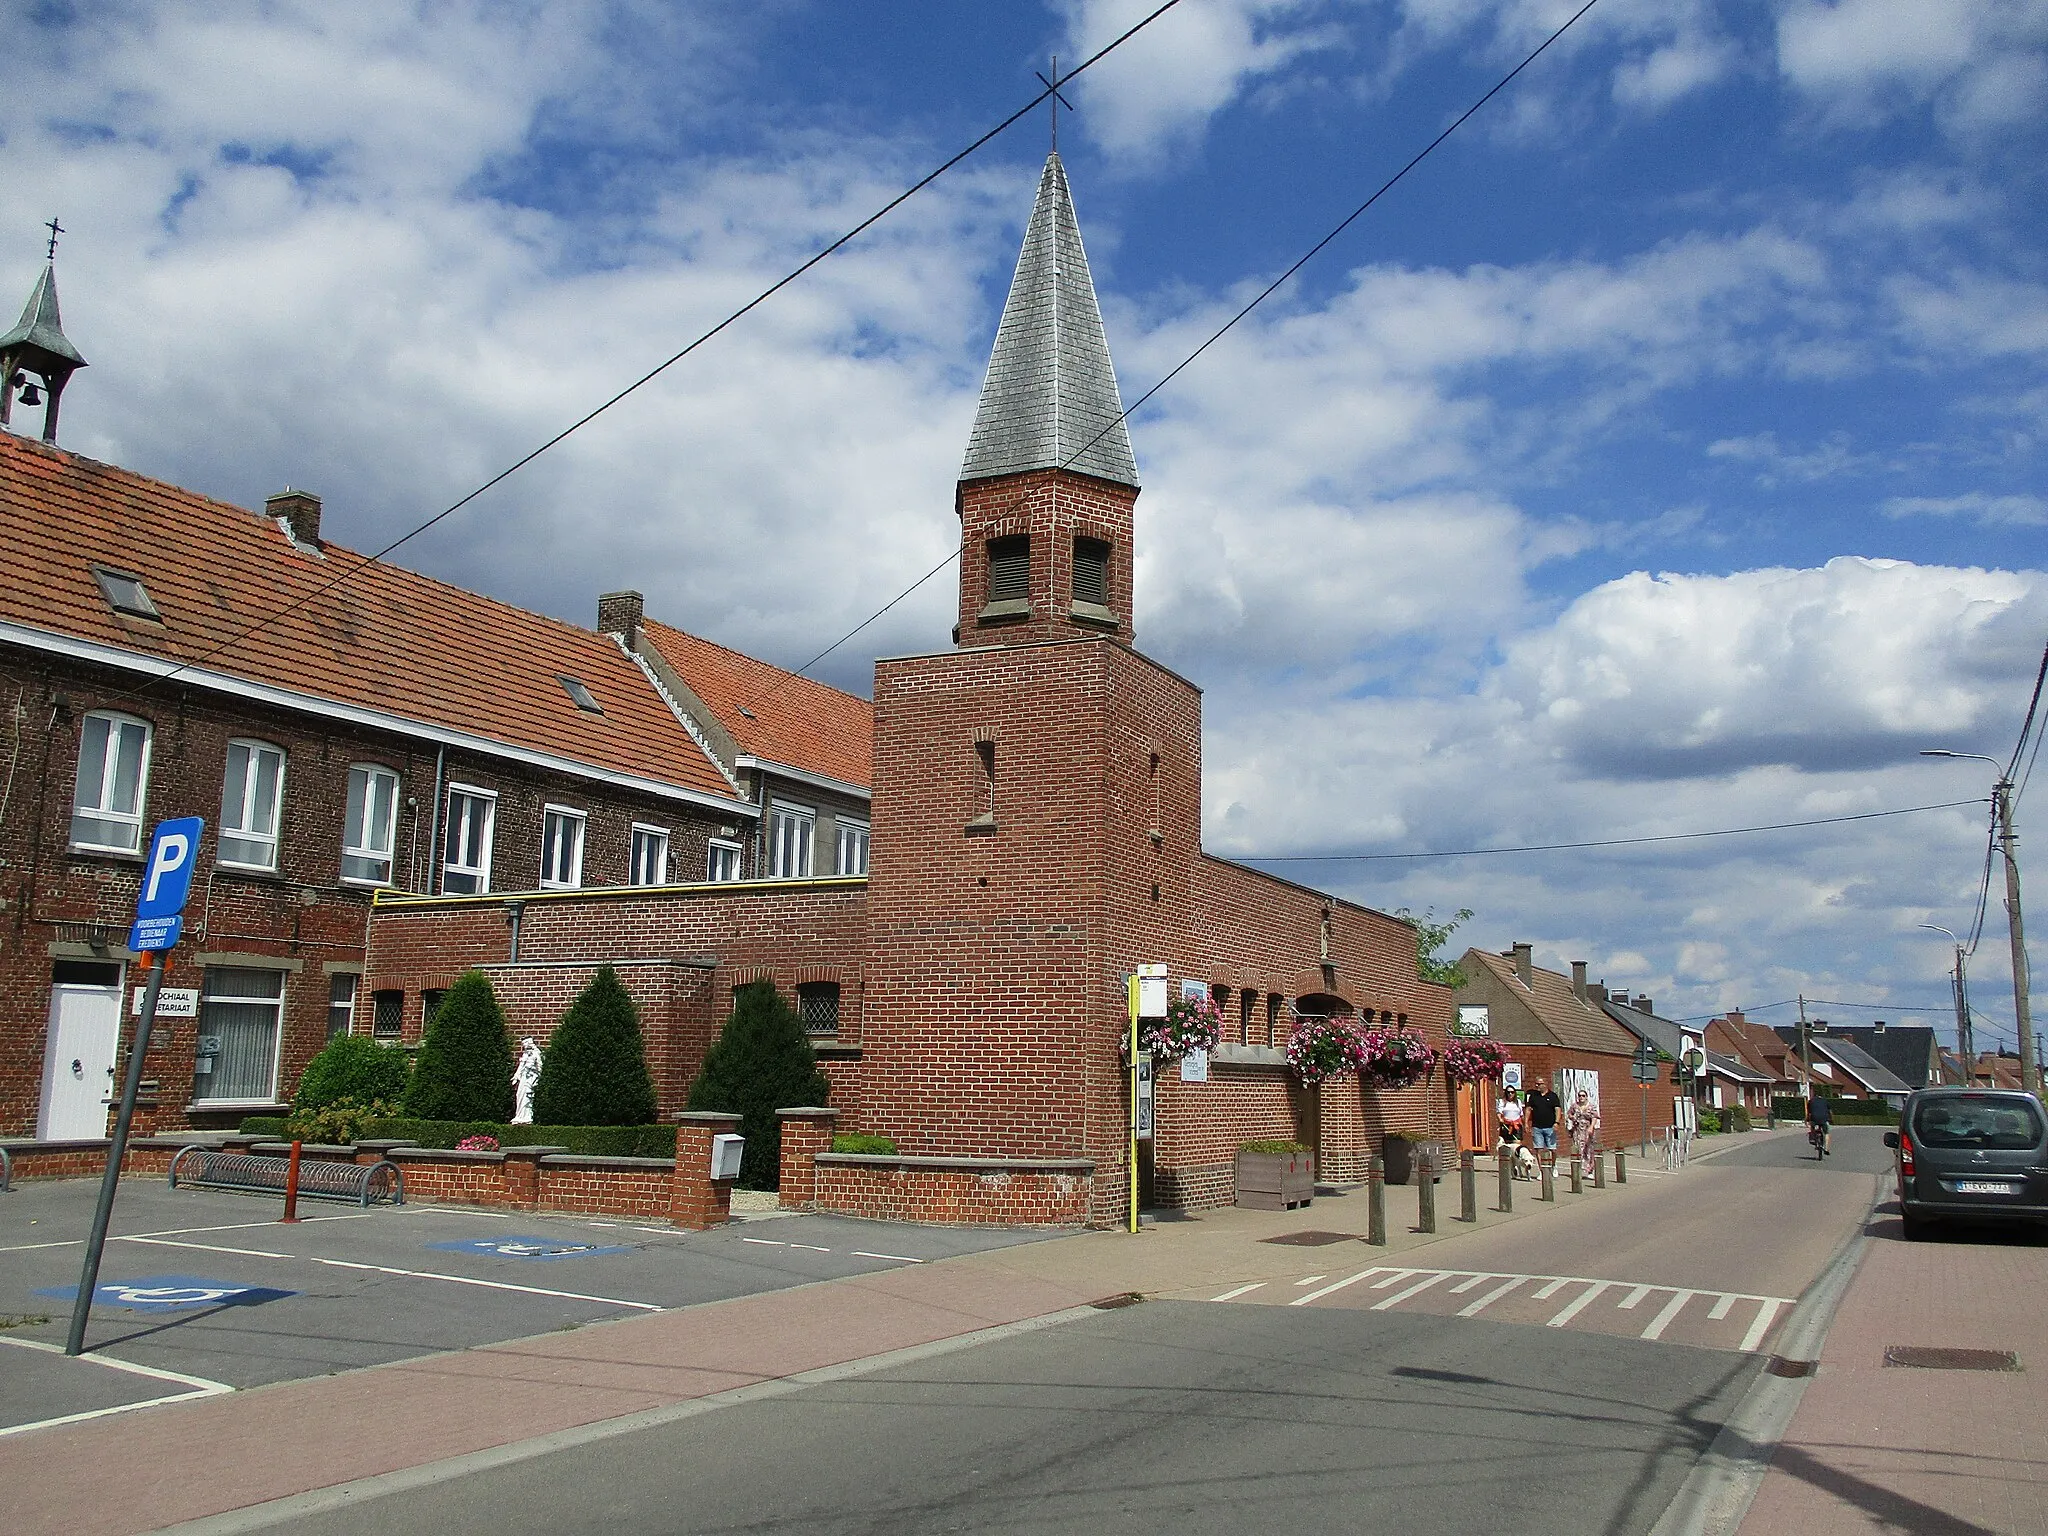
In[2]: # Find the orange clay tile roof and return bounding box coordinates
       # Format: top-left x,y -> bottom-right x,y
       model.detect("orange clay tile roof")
639,617 -> 872,791
0,433 -> 741,805
1466,949 -> 1641,1056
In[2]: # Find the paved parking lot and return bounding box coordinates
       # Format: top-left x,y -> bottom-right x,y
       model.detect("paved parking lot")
0,1178 -> 1056,1437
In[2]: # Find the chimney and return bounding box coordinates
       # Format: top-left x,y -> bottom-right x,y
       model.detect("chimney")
1634,995 -> 1654,1015
267,488 -> 322,547
1510,942 -> 1533,989
598,589 -> 644,645
1726,1009 -> 1745,1026
1570,961 -> 1589,1003
1873,1019 -> 1886,1033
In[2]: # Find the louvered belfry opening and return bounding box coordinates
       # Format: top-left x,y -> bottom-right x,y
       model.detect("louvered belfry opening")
987,535 -> 1030,604
1073,537 -> 1110,607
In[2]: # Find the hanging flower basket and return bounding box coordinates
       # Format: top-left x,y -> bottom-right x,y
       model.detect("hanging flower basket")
1441,1037 -> 1510,1086
1287,1013 -> 1366,1085
1358,1026 -> 1438,1090
1140,993 -> 1224,1060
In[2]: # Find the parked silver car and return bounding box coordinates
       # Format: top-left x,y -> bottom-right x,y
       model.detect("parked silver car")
1886,1088 -> 2048,1239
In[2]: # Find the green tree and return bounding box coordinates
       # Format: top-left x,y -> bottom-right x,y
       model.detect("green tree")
402,970 -> 515,1122
292,1034 -> 409,1112
1395,906 -> 1475,988
533,966 -> 657,1126
685,980 -> 831,1189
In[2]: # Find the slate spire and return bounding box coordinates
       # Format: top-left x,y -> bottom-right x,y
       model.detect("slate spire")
1,260 -> 88,444
960,153 -> 1138,490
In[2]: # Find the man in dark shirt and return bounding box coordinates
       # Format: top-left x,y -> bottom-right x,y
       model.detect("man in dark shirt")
1525,1078 -> 1563,1161
1805,1091 -> 1832,1155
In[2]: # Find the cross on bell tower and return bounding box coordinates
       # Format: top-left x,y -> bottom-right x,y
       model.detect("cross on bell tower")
1,220 -> 88,445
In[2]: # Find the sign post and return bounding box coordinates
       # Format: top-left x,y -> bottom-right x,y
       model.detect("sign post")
66,817 -> 202,1356
1128,964 -> 1166,1235
1630,1040 -> 1659,1157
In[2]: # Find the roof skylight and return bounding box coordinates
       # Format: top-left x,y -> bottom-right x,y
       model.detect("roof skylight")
558,675 -> 603,714
92,566 -> 160,621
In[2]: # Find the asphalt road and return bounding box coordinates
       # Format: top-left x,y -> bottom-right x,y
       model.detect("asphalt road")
254,1130 -> 1883,1536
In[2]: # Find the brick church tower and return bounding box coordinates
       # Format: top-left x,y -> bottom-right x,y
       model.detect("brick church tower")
860,153 -> 1205,1218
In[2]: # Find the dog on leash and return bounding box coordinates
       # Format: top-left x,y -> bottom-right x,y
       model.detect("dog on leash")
1500,1140 -> 1540,1180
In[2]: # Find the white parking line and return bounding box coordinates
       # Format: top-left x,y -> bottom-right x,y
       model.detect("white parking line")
113,1235 -> 663,1311
1290,1268 -> 1391,1305
1212,1282 -> 1267,1302
850,1252 -> 924,1264
1370,1272 -> 1451,1312
741,1237 -> 784,1246
1739,1297 -> 1785,1353
0,1336 -> 233,1439
1457,1276 -> 1526,1318
1547,1280 -> 1613,1327
1640,1290 -> 1695,1341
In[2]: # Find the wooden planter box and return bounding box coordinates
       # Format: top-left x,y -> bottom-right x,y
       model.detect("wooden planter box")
1235,1149 -> 1315,1210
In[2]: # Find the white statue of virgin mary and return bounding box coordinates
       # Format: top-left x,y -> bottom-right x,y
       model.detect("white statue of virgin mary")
512,1037 -> 544,1125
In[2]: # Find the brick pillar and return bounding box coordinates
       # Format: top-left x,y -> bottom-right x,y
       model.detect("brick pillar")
776,1107 -> 839,1210
671,1112 -> 742,1230
501,1145 -> 563,1209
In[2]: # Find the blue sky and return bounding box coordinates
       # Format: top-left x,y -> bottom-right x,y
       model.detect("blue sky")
6,0 -> 2046,1038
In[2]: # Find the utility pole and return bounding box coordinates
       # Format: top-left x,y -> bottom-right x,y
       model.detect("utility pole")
1921,924 -> 1974,1083
1798,994 -> 1811,1099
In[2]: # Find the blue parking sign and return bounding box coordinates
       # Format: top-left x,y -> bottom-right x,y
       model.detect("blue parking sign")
129,817 -> 204,952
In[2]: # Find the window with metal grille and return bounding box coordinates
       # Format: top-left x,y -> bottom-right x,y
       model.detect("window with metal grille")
372,989 -> 404,1040
796,981 -> 840,1035
987,535 -> 1029,602
1073,537 -> 1110,606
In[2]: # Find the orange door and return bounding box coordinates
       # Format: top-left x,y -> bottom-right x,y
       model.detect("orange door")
1455,1081 -> 1495,1152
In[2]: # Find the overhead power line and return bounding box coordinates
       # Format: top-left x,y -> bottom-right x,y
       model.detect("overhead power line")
1235,798 -> 1986,864
116,0 -> 1191,704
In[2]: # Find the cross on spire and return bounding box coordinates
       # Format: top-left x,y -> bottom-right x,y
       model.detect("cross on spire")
1035,57 -> 1074,153
44,218 -> 64,262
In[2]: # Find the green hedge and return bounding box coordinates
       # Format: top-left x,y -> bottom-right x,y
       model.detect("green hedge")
831,1133 -> 898,1154
238,1116 -> 677,1158
1727,1105 -> 1752,1133
1238,1139 -> 1312,1155
1769,1095 -> 1898,1125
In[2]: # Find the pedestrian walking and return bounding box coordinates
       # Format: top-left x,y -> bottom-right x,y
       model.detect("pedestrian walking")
1496,1087 -> 1528,1177
1525,1077 -> 1562,1169
1566,1087 -> 1601,1179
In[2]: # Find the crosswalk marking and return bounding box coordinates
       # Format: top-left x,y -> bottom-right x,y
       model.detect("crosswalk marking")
1212,1281 -> 1267,1302
1640,1290 -> 1695,1341
1290,1268 -> 1389,1306
1618,1284 -> 1653,1310
1709,1294 -> 1736,1321
1533,1278 -> 1571,1300
1740,1297 -> 1785,1353
1457,1275 -> 1525,1318
1547,1280 -> 1614,1327
1371,1270 -> 1412,1290
1371,1272 -> 1451,1312
1449,1274 -> 1491,1294
1295,1275 -> 1326,1286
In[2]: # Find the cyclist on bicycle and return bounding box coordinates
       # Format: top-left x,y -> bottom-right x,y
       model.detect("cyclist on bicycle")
1805,1091 -> 1832,1157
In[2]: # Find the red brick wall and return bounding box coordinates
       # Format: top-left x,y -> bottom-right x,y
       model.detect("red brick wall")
1511,1046 -> 1659,1149
812,1155 -> 1092,1225
956,469 -> 1138,647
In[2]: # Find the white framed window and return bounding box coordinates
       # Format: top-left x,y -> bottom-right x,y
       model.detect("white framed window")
342,764 -> 400,885
540,805 -> 586,889
769,801 -> 815,879
707,839 -> 742,882
327,973 -> 358,1040
70,711 -> 152,853
630,824 -> 669,886
441,785 -> 496,895
192,967 -> 286,1103
834,818 -> 869,876
218,739 -> 286,870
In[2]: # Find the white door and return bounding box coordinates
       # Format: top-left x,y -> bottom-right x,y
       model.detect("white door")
39,983 -> 123,1139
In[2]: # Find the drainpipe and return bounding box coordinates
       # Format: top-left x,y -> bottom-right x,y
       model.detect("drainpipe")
424,746 -> 446,895
505,899 -> 525,963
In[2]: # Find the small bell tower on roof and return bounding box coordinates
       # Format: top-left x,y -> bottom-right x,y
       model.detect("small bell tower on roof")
956,141 -> 1141,651
1,219 -> 88,445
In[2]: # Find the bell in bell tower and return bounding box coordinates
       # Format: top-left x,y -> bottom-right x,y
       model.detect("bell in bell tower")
1,219 -> 89,445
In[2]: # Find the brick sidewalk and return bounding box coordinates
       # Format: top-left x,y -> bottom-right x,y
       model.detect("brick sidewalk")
1741,1208 -> 2048,1536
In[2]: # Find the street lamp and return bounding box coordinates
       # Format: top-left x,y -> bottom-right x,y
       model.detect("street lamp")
1920,750 -> 2034,1096
1918,922 -> 1974,1082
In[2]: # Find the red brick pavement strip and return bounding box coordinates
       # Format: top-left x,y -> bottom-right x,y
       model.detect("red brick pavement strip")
0,1260 -> 1095,1536
1740,1218 -> 2048,1536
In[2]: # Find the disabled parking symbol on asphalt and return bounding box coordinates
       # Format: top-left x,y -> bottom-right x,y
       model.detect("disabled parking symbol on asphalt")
34,1274 -> 298,1313
427,1235 -> 630,1261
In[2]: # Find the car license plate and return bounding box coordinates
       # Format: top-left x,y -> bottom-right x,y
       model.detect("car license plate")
1955,1180 -> 2015,1195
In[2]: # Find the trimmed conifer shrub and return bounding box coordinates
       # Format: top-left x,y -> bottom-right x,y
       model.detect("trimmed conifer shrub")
533,966 -> 657,1126
293,1034 -> 410,1112
403,970 -> 515,1122
686,980 -> 830,1189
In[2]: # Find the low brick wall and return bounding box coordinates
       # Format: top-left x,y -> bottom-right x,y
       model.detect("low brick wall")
0,1136 -> 211,1184
811,1153 -> 1094,1226
536,1155 -> 680,1217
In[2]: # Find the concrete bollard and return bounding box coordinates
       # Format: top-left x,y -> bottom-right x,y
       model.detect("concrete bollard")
1540,1153 -> 1555,1202
1416,1152 -> 1437,1233
1497,1148 -> 1513,1213
1614,1149 -> 1627,1185
1593,1150 -> 1607,1189
1459,1151 -> 1477,1223
1366,1154 -> 1387,1245
1569,1156 -> 1583,1195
